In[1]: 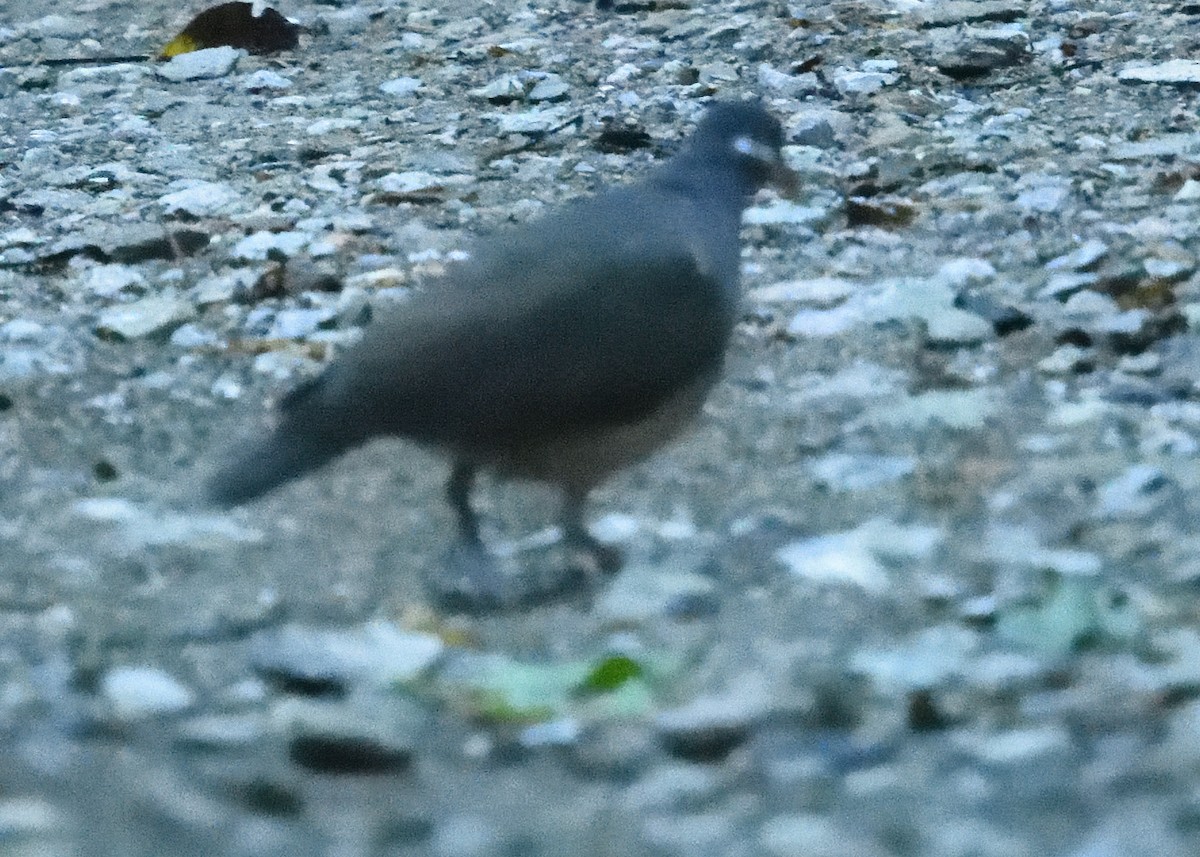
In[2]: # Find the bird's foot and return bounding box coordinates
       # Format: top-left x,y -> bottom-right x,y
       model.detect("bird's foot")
430,540 -> 520,613
429,539 -> 592,613
564,533 -> 624,576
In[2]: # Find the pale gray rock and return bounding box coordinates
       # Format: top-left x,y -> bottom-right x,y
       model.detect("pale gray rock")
243,69 -> 292,91
231,230 -> 310,261
250,622 -> 444,691
656,680 -> 772,761
159,181 -> 241,217
1046,239 -> 1108,271
101,666 -> 194,717
156,47 -> 243,82
78,264 -> 145,297
431,815 -> 500,857
528,74 -> 569,102
96,294 -> 196,340
809,453 -> 917,491
832,67 -> 898,94
760,814 -> 891,857
1096,465 -> 1168,519
266,307 -> 336,339
915,0 -> 1026,28
1118,60 -> 1200,86
932,25 -> 1031,77
379,76 -> 422,97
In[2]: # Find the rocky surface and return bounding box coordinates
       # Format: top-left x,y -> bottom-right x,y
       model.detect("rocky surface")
3,0 -> 1200,854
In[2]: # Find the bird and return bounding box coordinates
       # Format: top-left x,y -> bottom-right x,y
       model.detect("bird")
208,100 -> 797,604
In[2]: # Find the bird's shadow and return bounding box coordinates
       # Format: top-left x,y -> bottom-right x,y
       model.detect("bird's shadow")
421,538 -> 608,614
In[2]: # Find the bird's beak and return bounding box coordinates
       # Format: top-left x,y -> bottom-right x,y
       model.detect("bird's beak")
738,136 -> 801,199
767,157 -> 801,200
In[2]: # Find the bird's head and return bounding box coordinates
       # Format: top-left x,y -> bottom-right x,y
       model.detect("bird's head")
688,101 -> 799,199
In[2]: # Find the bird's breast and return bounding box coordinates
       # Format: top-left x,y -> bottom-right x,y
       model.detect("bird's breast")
488,370 -> 720,491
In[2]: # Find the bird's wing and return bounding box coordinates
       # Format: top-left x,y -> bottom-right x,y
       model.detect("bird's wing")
308,190 -> 738,453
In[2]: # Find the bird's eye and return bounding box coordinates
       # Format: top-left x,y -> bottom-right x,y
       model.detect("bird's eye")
731,135 -> 774,162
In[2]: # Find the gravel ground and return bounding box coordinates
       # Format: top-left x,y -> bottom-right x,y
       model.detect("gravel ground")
4,0 -> 1200,855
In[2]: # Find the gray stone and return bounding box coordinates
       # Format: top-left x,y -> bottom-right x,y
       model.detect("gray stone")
1094,308 -> 1149,336
595,561 -> 717,624
156,47 -> 243,82
1046,239 -> 1108,271
1061,290 -> 1120,319
250,621 -> 444,692
1038,345 -> 1092,375
1174,179 -> 1200,201
231,230 -> 310,261
379,76 -> 422,97
624,763 -> 723,812
305,117 -> 362,136
851,626 -> 979,693
0,797 -> 63,837
760,814 -> 890,857
656,681 -> 771,761
744,200 -> 827,226
528,74 -> 569,102
431,815 -> 500,857
915,1 -> 1026,28
243,69 -> 292,91
750,277 -> 854,307
932,26 -> 1030,77
376,171 -> 473,196
567,722 -> 657,781
159,181 -> 241,217
471,74 -> 527,103
926,306 -> 995,344
809,453 -> 917,491
1119,60 -> 1200,87
757,64 -> 816,98
321,6 -> 372,37
27,13 -> 89,38
1144,255 -> 1194,281
951,725 -> 1072,765
78,264 -> 145,297
101,666 -> 194,717
169,323 -> 220,348
642,812 -> 736,855
786,303 -> 865,337
1039,272 -> 1099,300
1096,465 -> 1168,519
72,498 -> 263,548
96,294 -> 196,340
1108,133 -> 1200,160
178,714 -> 269,749
790,114 -> 837,148
518,717 -> 580,748
191,269 -> 257,304
276,697 -> 418,774
0,226 -> 41,249
0,319 -> 49,343
266,307 -> 337,340
698,61 -> 740,85
1016,178 -> 1070,214
832,68 -> 898,94
493,108 -> 568,135
870,388 -> 999,429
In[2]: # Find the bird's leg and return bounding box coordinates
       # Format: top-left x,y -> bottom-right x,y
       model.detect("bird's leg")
561,487 -> 623,573
437,460 -> 517,610
447,460 -> 481,546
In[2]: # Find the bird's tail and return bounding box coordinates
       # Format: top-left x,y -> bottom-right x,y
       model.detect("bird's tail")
207,377 -> 352,507
206,427 -> 347,507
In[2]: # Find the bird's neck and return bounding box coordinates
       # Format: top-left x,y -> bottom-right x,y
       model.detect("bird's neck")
653,153 -> 756,210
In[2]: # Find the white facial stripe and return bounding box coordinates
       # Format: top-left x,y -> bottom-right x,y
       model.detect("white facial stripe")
731,135 -> 776,163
